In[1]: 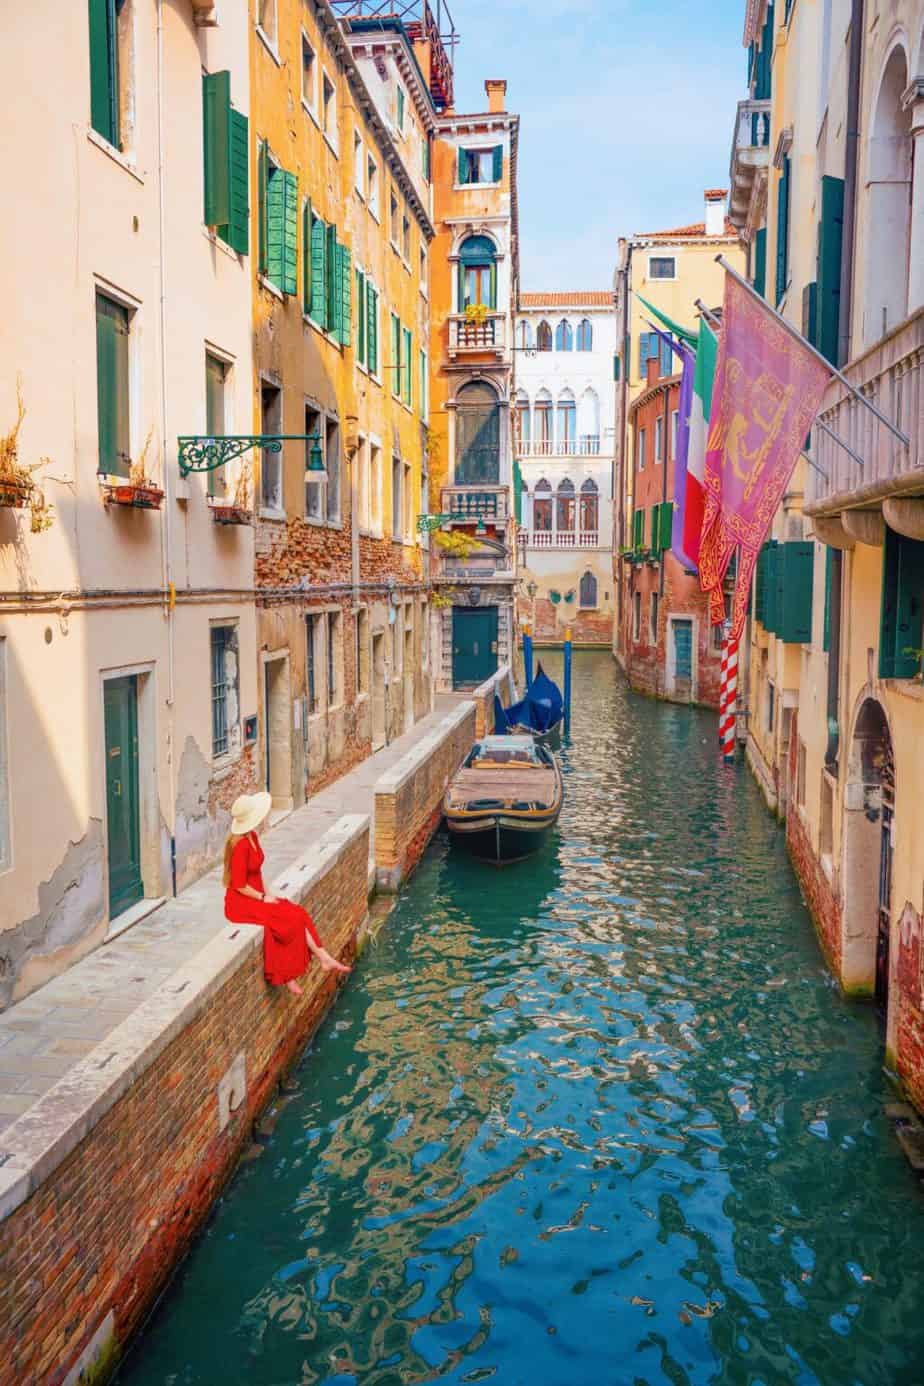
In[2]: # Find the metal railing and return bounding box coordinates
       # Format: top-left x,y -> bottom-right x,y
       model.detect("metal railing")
807,308 -> 923,511
449,313 -> 506,352
330,0 -> 457,108
517,436 -> 601,458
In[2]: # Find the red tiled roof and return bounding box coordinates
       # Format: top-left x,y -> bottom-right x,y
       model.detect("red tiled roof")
633,217 -> 737,240
519,291 -> 613,307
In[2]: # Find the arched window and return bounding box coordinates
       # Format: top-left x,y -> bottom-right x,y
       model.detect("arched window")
518,320 -> 534,349
513,389 -> 531,451
458,235 -> 497,311
557,389 -> 576,452
578,388 -> 600,454
576,319 -> 593,351
455,381 -> 500,483
864,47 -> 912,346
536,320 -> 553,352
579,571 -> 598,608
556,477 -> 575,533
555,319 -> 573,351
534,389 -> 553,453
533,478 -> 553,533
580,478 -> 599,535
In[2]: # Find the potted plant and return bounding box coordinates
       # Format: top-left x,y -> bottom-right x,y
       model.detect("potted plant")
210,462 -> 253,526
0,383 -> 55,532
104,429 -> 164,510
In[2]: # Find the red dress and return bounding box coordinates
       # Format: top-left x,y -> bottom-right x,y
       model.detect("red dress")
224,834 -> 321,986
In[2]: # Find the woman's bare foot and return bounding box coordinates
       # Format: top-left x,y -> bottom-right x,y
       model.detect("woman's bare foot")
285,979 -> 304,996
316,948 -> 351,975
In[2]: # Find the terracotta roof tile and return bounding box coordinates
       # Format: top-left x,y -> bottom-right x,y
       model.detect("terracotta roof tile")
519,291 -> 613,307
633,216 -> 737,240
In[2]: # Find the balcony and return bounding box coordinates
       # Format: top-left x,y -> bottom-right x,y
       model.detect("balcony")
517,437 -> 601,458
448,313 -> 507,358
729,98 -> 771,231
806,308 -> 923,519
441,484 -> 510,525
529,530 -> 600,549
331,1 -> 457,110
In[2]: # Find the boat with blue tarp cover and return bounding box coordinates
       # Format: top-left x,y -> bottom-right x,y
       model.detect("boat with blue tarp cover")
493,664 -> 564,746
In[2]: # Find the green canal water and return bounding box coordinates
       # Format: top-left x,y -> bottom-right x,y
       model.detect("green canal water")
119,653 -> 924,1385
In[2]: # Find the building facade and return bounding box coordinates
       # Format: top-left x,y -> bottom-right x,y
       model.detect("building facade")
0,0 -> 258,1006
730,0 -> 924,1098
250,0 -> 436,810
621,359 -> 725,707
514,293 -> 616,646
427,79 -> 521,689
612,192 -> 745,669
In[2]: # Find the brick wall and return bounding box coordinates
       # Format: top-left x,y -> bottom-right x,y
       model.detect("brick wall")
786,793 -> 842,977
533,598 -> 612,646
374,702 -> 476,890
0,818 -> 370,1386
623,555 -> 723,709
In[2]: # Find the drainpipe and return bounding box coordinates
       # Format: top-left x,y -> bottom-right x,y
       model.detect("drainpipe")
826,0 -> 863,770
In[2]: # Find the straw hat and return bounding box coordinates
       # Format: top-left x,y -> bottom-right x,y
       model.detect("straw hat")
230,791 -> 272,837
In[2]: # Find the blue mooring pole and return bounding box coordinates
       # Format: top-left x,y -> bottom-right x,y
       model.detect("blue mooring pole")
563,628 -> 572,736
523,624 -> 534,690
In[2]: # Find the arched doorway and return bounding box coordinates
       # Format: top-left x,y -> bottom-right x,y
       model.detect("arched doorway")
842,698 -> 895,1011
455,381 -> 500,483
863,46 -> 912,346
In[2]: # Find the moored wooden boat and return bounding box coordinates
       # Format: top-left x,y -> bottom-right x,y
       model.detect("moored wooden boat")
443,735 -> 563,864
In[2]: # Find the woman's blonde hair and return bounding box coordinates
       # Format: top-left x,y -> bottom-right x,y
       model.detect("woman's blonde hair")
223,832 -> 245,887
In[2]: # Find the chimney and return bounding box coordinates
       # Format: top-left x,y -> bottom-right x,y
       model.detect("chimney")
485,79 -> 507,113
646,355 -> 660,388
704,188 -> 727,238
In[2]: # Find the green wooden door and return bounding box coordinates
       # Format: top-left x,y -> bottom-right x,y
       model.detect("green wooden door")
452,607 -> 498,687
104,675 -> 142,918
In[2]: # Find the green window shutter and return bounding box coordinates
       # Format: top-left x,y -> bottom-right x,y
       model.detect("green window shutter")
202,72 -> 231,229
367,286 -> 378,374
391,314 -> 401,396
764,542 -> 779,632
753,227 -> 767,298
303,199 -> 312,313
613,353 -> 621,382
338,244 -> 352,347
755,544 -> 768,624
258,141 -> 268,275
492,145 -> 503,182
780,540 -> 814,643
658,501 -> 673,554
817,175 -> 844,365
282,171 -> 298,295
265,165 -> 284,287
226,109 -> 250,254
632,510 -> 642,549
649,506 -> 659,552
879,529 -> 924,679
88,0 -> 119,146
403,327 -> 412,405
822,546 -> 833,652
95,294 -> 130,478
802,281 -> 818,347
775,155 -> 790,307
311,214 -> 327,329
458,147 -> 469,183
326,223 -> 341,336
355,269 -> 365,364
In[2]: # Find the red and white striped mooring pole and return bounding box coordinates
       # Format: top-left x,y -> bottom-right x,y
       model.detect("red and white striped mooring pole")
719,624 -> 738,762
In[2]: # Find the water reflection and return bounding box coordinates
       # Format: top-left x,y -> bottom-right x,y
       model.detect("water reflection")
119,654 -> 924,1386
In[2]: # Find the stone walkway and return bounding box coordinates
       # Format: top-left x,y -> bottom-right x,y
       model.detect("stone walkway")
0,695 -> 463,1136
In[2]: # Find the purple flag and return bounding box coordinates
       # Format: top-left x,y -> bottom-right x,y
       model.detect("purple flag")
669,340 -> 696,570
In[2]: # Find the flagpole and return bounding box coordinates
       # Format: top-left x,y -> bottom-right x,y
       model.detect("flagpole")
714,254 -> 910,448
694,297 -> 859,477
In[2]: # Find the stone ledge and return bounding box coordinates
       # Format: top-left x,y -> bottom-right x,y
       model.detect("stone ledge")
373,701 -> 476,795
0,813 -> 370,1224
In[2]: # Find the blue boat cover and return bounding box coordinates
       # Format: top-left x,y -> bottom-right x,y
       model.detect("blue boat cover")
494,664 -> 564,735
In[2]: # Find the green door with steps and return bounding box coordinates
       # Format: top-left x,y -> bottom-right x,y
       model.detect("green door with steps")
105,675 -> 143,918
452,606 -> 498,688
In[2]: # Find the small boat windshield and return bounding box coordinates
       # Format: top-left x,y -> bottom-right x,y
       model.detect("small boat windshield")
467,737 -> 543,768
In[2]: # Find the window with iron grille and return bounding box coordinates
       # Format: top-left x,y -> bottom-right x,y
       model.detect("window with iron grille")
327,611 -> 339,705
211,625 -> 237,758
306,615 -> 319,713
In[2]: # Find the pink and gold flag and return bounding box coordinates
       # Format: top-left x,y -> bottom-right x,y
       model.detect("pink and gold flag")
698,272 -> 831,640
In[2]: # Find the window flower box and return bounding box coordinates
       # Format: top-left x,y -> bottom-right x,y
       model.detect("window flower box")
0,478 -> 34,509
210,502 -> 253,526
103,481 -> 165,510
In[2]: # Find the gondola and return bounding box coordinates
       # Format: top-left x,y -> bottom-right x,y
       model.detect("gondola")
493,663 -> 564,747
443,735 -> 563,864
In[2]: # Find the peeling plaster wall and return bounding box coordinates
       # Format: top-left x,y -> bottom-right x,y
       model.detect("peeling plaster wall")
2,823 -> 106,1010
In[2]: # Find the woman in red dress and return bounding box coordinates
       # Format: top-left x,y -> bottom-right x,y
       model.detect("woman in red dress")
223,793 -> 350,995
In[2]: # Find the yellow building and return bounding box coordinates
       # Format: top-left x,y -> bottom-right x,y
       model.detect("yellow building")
249,0 -> 435,808
612,193 -> 744,665
730,0 -> 924,1100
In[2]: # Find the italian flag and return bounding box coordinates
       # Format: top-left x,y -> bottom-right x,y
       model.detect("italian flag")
682,322 -> 717,569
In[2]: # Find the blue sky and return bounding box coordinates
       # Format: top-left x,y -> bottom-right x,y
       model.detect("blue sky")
452,0 -> 747,291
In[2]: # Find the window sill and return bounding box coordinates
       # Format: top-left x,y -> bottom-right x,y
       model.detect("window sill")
256,25 -> 282,65
87,128 -> 144,184
302,314 -> 344,352
453,180 -> 501,192
259,506 -> 286,522
302,513 -> 329,527
322,131 -> 340,159
202,226 -> 242,263
302,97 -> 320,129
258,274 -> 285,302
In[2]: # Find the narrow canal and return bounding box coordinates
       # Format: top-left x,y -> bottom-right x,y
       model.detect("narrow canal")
120,653 -> 924,1385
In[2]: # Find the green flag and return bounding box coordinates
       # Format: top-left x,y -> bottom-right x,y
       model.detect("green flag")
635,293 -> 698,348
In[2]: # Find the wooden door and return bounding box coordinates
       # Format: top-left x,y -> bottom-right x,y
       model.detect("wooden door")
104,675 -> 142,917
452,607 -> 498,687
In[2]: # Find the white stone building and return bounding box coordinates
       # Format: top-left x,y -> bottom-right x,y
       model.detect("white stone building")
514,293 -> 617,645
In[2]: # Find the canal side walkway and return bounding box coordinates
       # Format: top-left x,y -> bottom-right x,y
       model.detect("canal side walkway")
0,691 -> 467,1138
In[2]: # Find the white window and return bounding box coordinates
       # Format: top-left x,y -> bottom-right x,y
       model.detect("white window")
357,436 -> 370,531
655,415 -> 663,463
356,608 -> 370,695
353,132 -> 364,196
419,244 -> 428,296
305,402 -> 324,519
403,460 -> 413,539
301,34 -> 316,111
260,380 -> 282,512
322,72 -> 337,145
392,454 -> 402,537
211,624 -> 240,760
367,156 -> 379,217
0,638 -> 9,871
402,214 -> 411,262
390,191 -> 399,247
325,416 -> 340,522
648,256 -> 676,280
370,441 -> 382,533
327,611 -> 342,708
257,0 -> 277,46
637,428 -> 646,472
